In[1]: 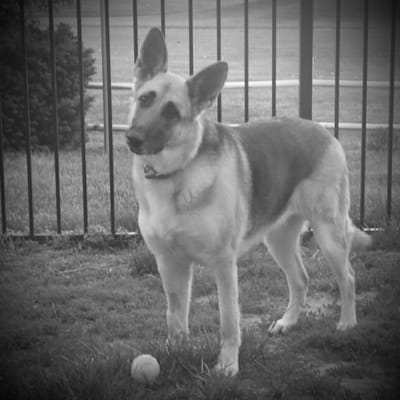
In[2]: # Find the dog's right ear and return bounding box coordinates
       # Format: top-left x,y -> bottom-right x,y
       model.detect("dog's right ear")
135,27 -> 168,82
186,61 -> 228,116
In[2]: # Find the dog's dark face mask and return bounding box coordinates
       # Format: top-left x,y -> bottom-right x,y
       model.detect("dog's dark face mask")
126,27 -> 171,156
126,78 -> 183,156
126,27 -> 228,161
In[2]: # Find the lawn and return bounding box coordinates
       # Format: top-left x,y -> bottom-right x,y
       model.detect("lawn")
2,124 -> 399,234
0,233 -> 399,399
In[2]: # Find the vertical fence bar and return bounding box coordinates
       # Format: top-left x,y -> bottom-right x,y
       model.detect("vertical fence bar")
244,0 -> 249,122
334,0 -> 341,139
386,0 -> 397,222
271,0 -> 277,117
0,90 -> 6,234
188,0 -> 194,75
100,0 -> 115,235
160,0 -> 165,36
19,0 -> 34,237
216,0 -> 222,122
360,0 -> 369,226
76,0 -> 88,234
133,0 -> 138,61
299,0 -> 313,119
48,0 -> 62,234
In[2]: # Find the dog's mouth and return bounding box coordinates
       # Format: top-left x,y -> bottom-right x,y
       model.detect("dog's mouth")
126,137 -> 164,156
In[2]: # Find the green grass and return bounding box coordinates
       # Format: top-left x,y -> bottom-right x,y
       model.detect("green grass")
1,132 -> 138,234
0,236 -> 399,399
2,125 -> 399,234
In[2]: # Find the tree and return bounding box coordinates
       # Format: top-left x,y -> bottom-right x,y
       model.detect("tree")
0,1 -> 96,150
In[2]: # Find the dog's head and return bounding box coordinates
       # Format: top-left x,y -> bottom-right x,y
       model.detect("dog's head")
126,27 -> 228,156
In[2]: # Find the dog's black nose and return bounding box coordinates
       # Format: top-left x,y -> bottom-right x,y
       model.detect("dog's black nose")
127,135 -> 143,148
126,129 -> 144,153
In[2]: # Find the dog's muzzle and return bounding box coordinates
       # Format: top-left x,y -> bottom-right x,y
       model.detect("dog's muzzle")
126,136 -> 144,154
125,128 -> 164,155
125,127 -> 145,154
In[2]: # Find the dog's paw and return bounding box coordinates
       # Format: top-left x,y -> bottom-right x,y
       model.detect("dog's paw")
214,359 -> 239,376
214,347 -> 239,376
268,319 -> 291,335
336,319 -> 356,331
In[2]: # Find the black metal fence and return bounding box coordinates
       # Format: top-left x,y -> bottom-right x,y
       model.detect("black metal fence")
0,0 -> 398,238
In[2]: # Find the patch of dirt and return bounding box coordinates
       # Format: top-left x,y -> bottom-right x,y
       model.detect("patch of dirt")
305,290 -> 378,318
241,314 -> 263,330
306,292 -> 336,318
196,290 -> 379,330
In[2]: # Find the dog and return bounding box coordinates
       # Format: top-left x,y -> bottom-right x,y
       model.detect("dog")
126,27 -> 371,375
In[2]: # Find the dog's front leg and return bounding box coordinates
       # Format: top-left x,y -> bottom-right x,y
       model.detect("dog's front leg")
214,255 -> 241,375
157,253 -> 193,340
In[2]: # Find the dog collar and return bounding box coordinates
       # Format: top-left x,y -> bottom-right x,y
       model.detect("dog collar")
144,164 -> 176,180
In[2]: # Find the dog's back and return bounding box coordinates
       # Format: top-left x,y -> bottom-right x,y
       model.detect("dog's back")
232,117 -> 334,233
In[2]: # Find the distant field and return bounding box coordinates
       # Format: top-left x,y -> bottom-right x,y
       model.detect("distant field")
46,0 -> 400,125
2,0 -> 399,235
1,126 -> 399,234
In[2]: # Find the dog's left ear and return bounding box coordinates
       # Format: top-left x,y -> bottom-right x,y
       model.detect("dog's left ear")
186,61 -> 228,115
135,27 -> 168,82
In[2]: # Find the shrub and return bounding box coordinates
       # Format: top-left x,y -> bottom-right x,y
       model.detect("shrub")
0,21 -> 96,150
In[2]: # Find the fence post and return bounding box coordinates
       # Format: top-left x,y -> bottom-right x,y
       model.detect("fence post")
386,0 -> 397,222
334,0 -> 341,139
299,0 -> 313,119
76,0 -> 88,234
19,0 -> 34,237
0,88 -> 6,234
216,0 -> 222,121
360,0 -> 369,226
48,0 -> 62,234
100,0 -> 116,235
133,0 -> 138,61
271,0 -> 277,117
100,0 -> 112,154
244,0 -> 249,122
188,0 -> 194,75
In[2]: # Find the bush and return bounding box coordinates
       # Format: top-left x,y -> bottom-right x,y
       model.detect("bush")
0,21 -> 96,150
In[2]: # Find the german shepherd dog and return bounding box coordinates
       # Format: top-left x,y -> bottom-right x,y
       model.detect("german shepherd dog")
126,27 -> 371,375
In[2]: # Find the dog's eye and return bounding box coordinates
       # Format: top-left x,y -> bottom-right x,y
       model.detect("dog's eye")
138,91 -> 155,108
162,102 -> 180,120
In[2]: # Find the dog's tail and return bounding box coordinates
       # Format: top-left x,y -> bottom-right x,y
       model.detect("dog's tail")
350,222 -> 372,252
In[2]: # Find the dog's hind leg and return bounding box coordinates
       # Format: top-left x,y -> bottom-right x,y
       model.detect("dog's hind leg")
312,216 -> 356,330
265,214 -> 309,334
156,254 -> 193,339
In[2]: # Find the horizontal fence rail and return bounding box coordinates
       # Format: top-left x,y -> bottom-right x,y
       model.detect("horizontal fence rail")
86,121 -> 400,132
0,0 -> 398,239
87,79 -> 400,90
87,79 -> 400,131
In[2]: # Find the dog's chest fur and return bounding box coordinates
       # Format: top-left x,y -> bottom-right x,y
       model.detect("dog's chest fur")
132,144 -> 247,263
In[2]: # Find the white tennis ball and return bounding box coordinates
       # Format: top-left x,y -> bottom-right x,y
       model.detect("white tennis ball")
130,354 -> 160,384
